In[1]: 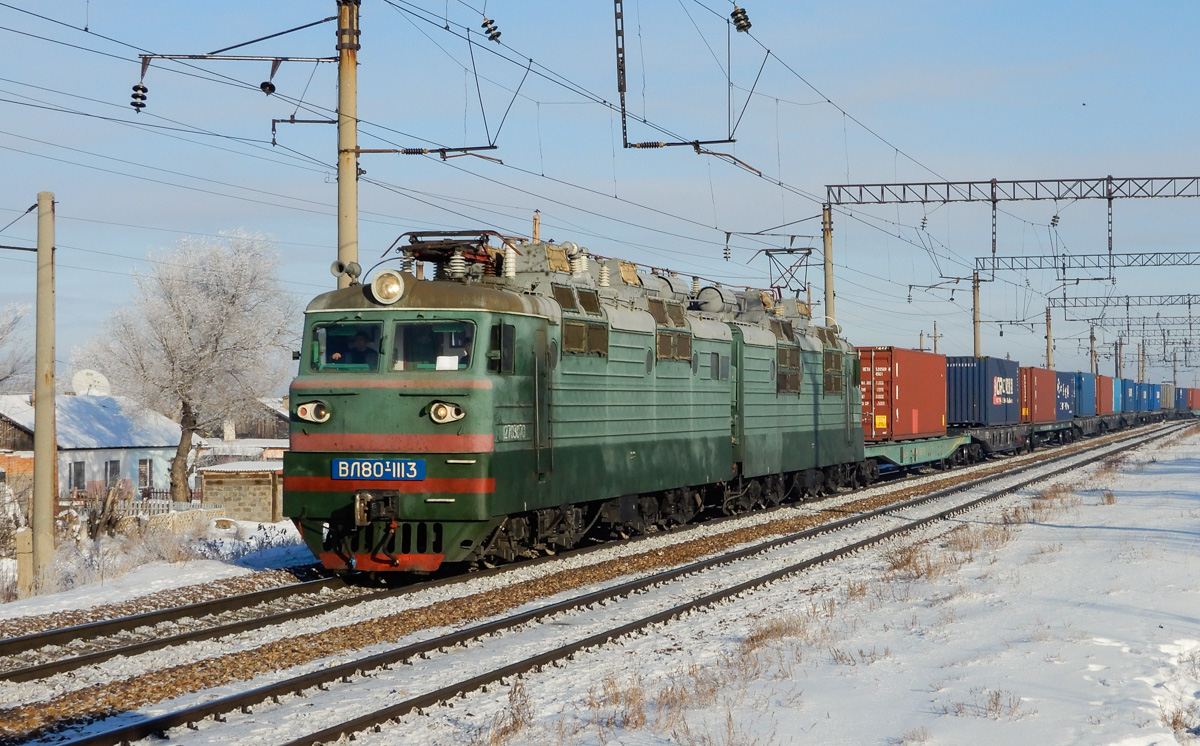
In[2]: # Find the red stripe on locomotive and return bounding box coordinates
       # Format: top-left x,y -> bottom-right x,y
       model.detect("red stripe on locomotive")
291,378 -> 493,390
285,475 -> 495,493
291,432 -> 495,453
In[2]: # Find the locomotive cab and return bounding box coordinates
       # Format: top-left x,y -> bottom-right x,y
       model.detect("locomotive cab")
284,236 -> 558,573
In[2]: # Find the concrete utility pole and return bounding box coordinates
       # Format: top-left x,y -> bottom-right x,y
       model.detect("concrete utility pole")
1115,339 -> 1123,378
821,204 -> 834,327
336,0 -> 361,289
32,191 -> 56,590
932,321 -> 941,355
1045,306 -> 1053,369
1089,326 -> 1097,374
972,272 -> 981,356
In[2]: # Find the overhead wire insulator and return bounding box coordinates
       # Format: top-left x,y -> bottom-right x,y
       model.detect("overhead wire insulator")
730,6 -> 752,33
481,17 -> 501,42
1050,214 -> 1060,227
130,83 -> 148,111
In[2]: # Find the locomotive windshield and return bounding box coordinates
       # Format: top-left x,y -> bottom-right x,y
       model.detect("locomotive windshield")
310,321 -> 383,372
391,320 -> 475,372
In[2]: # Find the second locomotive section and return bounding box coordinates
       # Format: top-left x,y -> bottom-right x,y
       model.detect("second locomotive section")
284,234 -> 866,573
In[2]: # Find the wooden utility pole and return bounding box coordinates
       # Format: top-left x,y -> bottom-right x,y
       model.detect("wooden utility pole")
32,191 -> 56,591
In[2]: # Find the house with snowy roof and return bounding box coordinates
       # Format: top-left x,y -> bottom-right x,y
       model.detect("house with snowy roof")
0,394 -> 195,498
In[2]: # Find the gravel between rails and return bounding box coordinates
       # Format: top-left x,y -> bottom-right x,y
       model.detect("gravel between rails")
0,425 -> 1168,743
0,569 -> 316,641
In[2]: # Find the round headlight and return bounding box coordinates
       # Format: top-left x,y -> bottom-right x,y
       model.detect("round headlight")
297,401 -> 330,423
370,270 -> 405,305
429,401 -> 465,424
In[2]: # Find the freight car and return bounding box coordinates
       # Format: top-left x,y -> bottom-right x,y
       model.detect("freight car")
854,351 -> 1173,475
284,233 -> 866,573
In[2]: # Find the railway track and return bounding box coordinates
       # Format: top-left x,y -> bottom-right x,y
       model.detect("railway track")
27,422 -> 1178,746
0,422 -> 1153,688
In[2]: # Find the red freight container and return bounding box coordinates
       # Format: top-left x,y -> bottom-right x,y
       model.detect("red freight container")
1190,388 -> 1200,411
858,347 -> 947,441
1096,374 -> 1115,415
1020,366 -> 1057,424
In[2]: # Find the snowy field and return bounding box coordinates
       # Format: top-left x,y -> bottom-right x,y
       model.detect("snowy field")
0,520 -> 310,621
374,428 -> 1200,745
3,428 -> 1198,745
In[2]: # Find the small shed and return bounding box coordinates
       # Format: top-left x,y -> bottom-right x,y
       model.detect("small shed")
198,460 -> 283,523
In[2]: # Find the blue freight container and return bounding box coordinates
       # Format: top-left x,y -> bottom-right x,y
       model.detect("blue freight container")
1074,372 -> 1097,417
947,356 -> 1020,426
1150,383 -> 1162,411
1112,379 -> 1123,412
1178,387 -> 1189,411
1055,371 -> 1075,421
1121,379 -> 1137,413
1136,383 -> 1149,412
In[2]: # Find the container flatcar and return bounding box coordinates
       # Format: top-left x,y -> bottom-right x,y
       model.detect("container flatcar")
1075,372 -> 1097,417
1019,367 -> 1057,424
946,356 -> 1019,426
1121,380 -> 1137,414
1096,374 -> 1115,415
857,347 -> 947,441
1055,371 -> 1075,422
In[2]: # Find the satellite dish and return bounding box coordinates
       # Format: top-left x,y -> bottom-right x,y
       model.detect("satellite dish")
72,369 -> 111,396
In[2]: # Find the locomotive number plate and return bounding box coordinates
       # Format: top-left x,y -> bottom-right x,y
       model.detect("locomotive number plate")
332,458 -> 426,480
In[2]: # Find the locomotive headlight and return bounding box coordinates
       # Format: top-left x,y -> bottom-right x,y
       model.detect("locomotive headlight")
370,270 -> 405,305
296,400 -> 331,423
429,401 -> 465,424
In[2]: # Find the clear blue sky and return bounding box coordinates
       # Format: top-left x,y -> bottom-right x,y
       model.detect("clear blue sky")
1,1 -> 1198,386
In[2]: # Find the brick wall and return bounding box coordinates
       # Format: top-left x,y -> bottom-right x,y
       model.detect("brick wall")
200,471 -> 281,523
0,452 -> 34,520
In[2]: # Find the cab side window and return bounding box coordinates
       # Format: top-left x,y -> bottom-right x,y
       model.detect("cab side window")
489,322 -> 516,374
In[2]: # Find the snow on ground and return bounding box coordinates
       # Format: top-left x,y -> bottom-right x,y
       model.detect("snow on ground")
0,520 -> 309,621
372,429 -> 1200,745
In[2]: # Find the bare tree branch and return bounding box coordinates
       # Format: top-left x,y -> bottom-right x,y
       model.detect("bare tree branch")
0,304 -> 33,392
76,230 -> 300,501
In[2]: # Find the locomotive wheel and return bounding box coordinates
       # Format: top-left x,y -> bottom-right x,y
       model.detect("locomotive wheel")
740,480 -> 761,512
763,475 -> 785,507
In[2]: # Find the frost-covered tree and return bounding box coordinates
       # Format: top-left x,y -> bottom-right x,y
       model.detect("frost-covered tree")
0,304 -> 32,392
78,231 -> 299,502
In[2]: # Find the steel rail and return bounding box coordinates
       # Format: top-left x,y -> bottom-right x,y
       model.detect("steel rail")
0,499 -> 774,683
284,424 -> 1183,746
47,423 -> 1180,746
0,573 -> 338,659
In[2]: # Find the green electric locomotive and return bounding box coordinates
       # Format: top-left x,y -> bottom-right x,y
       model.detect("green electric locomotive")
283,231 -> 867,573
